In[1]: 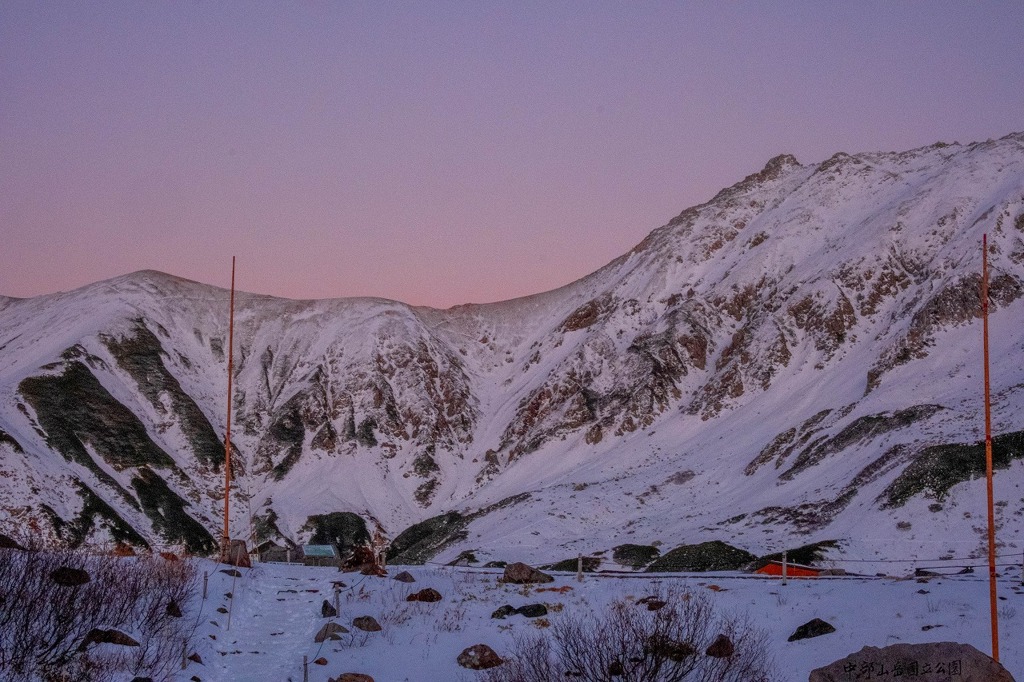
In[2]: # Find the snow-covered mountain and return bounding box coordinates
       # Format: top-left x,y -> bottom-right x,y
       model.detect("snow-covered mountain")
3,132 -> 1024,568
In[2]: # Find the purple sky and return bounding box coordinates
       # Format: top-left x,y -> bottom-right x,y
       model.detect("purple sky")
2,2 -> 1022,307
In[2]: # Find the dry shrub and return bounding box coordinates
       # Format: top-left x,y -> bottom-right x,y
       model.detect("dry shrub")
483,587 -> 777,682
0,547 -> 197,682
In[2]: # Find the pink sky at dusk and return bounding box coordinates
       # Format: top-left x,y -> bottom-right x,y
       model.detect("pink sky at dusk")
2,2 -> 1022,308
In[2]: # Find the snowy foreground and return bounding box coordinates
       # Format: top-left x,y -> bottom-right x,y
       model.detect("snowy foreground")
173,560 -> 1024,682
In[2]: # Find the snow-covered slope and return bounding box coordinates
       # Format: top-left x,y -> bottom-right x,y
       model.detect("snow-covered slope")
2,132 -> 1024,566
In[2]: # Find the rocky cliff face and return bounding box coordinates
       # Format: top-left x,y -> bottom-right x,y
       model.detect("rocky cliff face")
2,133 -> 1023,562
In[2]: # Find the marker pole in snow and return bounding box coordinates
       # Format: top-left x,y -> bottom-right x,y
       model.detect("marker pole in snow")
782,551 -> 788,586
221,256 -> 236,562
981,234 -> 999,662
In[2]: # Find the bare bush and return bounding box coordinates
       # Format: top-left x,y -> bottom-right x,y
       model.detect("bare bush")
483,588 -> 777,682
0,547 -> 197,682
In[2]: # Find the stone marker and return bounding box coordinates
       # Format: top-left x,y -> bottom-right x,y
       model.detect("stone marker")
809,642 -> 1015,682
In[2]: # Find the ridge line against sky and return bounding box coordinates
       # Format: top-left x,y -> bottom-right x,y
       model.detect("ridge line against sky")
2,1 -> 1023,307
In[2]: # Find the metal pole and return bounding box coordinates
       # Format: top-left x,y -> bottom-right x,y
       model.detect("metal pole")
982,234 -> 1000,662
222,256 -> 236,562
334,584 -> 340,617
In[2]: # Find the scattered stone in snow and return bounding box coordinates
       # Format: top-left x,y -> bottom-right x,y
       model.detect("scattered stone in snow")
406,587 -> 442,602
166,600 -> 183,617
705,634 -> 735,658
352,616 -> 382,632
457,644 -> 504,670
330,674 -> 375,682
392,571 -> 416,583
491,604 -> 516,619
788,618 -> 836,641
50,566 -> 90,586
500,562 -> 554,584
314,621 -> 349,642
322,599 -> 338,617
515,603 -> 548,618
79,628 -> 140,649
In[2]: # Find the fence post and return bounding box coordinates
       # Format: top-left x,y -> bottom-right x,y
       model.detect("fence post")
782,551 -> 788,586
303,655 -> 309,682
577,554 -> 583,583
203,571 -> 208,599
334,584 -> 341,617
181,639 -> 187,670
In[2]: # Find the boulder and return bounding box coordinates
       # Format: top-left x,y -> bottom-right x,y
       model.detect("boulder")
500,562 -> 554,584
352,616 -> 382,632
705,634 -> 735,658
788,618 -> 836,642
51,566 -> 90,587
80,628 -> 140,649
322,599 -> 338,617
314,621 -> 350,643
515,603 -> 548,618
491,604 -> 517,619
331,674 -> 375,682
407,588 -> 442,603
809,642 -> 1015,681
166,600 -> 183,618
187,653 -> 203,664
314,657 -> 328,666
392,571 -> 416,583
457,644 -> 504,670
646,635 -> 696,662
226,539 -> 251,568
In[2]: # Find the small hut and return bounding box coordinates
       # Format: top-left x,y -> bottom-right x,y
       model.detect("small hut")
302,544 -> 339,567
754,560 -> 822,578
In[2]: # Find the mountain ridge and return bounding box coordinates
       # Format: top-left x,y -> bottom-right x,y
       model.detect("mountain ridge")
2,132 -> 1023,568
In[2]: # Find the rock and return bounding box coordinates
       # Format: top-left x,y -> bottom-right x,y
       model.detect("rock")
392,571 -> 416,583
314,657 -> 328,665
646,635 -> 696,662
515,603 -> 548,618
609,659 -> 624,676
407,588 -> 442,602
331,674 -> 375,682
491,604 -> 517,619
500,562 -> 554,584
113,543 -> 136,557
216,607 -> 228,614
809,642 -> 1016,681
159,551 -> 180,561
705,634 -> 735,658
187,652 -> 203,664
484,561 -> 507,569
131,677 -> 154,682
80,628 -> 140,649
457,644 -> 504,670
314,622 -> 350,643
637,597 -> 666,611
322,599 -> 338,617
51,566 -> 90,586
352,616 -> 382,632
788,618 -> 836,641
219,569 -> 242,578
166,600 -> 183,618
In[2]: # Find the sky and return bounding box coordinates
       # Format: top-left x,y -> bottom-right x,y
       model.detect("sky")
2,2 -> 1023,308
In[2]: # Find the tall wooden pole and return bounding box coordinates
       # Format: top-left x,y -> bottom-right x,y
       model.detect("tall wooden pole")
222,257 -> 236,561
981,234 -> 999,661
